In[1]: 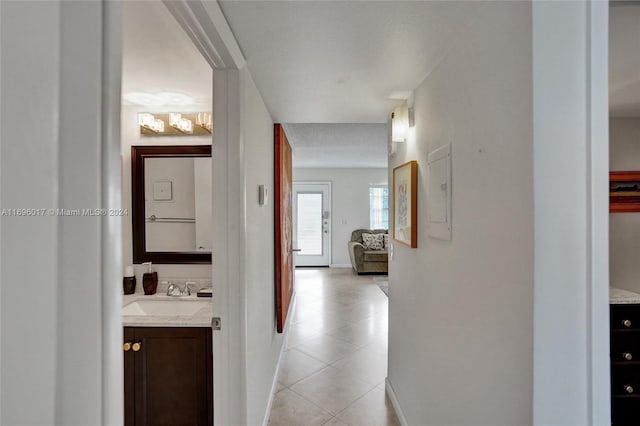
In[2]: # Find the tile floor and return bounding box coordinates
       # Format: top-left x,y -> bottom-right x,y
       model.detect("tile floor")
268,268 -> 399,426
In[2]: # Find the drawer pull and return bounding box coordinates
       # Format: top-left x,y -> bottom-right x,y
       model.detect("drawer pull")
123,342 -> 132,352
625,385 -> 635,394
132,342 -> 142,352
623,319 -> 632,328
624,352 -> 634,361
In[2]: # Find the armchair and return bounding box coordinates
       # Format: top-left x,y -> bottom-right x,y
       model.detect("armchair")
348,229 -> 388,275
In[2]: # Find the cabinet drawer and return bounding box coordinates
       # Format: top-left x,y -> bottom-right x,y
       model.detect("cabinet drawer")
611,364 -> 640,396
611,330 -> 640,363
612,397 -> 640,425
611,305 -> 640,330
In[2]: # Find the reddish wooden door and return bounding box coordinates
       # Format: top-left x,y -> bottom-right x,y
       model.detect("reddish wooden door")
275,124 -> 293,333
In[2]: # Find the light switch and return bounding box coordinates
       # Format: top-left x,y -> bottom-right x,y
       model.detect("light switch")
258,185 -> 268,206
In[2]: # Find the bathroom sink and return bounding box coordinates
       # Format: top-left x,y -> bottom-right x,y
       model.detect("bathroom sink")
122,299 -> 210,316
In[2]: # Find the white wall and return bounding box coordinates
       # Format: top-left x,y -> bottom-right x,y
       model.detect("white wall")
239,67 -> 286,426
293,168 -> 387,266
387,3 -> 534,425
212,67 -> 286,426
1,1 -> 123,423
120,105 -> 211,281
610,118 -> 640,292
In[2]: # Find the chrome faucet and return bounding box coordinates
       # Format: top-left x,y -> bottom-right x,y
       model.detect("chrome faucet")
182,282 -> 195,296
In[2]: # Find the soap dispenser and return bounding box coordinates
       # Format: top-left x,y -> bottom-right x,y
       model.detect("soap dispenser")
142,262 -> 158,295
123,265 -> 136,295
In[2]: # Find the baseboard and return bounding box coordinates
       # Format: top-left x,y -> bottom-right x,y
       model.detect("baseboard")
261,293 -> 296,426
329,263 -> 351,268
385,377 -> 409,426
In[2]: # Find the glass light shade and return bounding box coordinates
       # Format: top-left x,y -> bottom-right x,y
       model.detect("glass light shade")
151,118 -> 164,133
196,112 -> 212,131
169,113 -> 182,127
391,105 -> 409,143
180,118 -> 193,133
138,113 -> 155,127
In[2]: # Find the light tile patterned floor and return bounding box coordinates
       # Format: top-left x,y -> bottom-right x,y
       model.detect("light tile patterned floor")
268,268 -> 399,426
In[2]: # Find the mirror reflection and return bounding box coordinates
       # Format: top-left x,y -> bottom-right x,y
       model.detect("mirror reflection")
144,157 -> 212,252
131,145 -> 211,264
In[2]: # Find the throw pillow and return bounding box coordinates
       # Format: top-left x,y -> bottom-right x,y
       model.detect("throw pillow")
383,233 -> 389,249
362,232 -> 384,251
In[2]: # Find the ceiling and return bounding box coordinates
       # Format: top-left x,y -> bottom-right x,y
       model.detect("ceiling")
285,124 -> 388,168
218,1 -> 482,124
122,1 -> 211,109
218,1 -> 483,168
610,4 -> 640,117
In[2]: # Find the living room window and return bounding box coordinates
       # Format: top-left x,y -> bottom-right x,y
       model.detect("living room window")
369,185 -> 389,229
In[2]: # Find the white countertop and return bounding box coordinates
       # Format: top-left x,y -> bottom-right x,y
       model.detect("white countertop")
610,287 -> 640,304
122,293 -> 213,327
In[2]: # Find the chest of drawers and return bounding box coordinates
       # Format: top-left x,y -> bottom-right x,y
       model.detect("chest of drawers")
611,304 -> 640,425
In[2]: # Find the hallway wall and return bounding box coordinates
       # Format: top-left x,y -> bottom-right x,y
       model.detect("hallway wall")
387,3 -> 534,425
239,67 -> 286,426
293,167 -> 388,267
610,118 -> 640,292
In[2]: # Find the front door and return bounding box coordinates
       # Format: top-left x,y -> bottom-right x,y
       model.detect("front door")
293,183 -> 331,266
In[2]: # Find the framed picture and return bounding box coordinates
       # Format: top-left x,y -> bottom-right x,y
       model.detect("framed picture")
274,124 -> 294,333
392,160 -> 418,247
610,171 -> 640,213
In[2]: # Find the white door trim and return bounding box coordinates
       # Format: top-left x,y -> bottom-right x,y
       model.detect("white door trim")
162,0 -> 245,69
532,2 -> 609,425
102,1 -> 124,423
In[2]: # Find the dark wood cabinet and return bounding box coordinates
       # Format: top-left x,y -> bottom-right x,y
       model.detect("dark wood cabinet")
611,304 -> 640,425
124,327 -> 213,426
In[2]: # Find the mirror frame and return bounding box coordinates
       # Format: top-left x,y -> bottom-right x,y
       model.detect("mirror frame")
131,145 -> 212,264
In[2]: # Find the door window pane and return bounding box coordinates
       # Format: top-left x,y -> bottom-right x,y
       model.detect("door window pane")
297,193 -> 323,255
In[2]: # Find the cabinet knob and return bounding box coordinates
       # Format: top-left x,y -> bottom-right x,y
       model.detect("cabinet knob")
623,319 -> 632,327
625,385 -> 634,394
624,352 -> 633,361
132,342 -> 142,352
123,342 -> 131,352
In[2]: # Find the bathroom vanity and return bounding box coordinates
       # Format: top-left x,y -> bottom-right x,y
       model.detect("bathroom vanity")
123,294 -> 213,426
610,288 -> 640,425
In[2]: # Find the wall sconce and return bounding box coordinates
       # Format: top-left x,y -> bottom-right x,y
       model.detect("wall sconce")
391,104 -> 409,143
138,112 -> 212,136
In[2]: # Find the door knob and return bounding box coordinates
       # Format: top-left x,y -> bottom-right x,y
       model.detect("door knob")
624,352 -> 633,361
132,342 -> 142,352
123,342 -> 131,352
623,319 -> 632,327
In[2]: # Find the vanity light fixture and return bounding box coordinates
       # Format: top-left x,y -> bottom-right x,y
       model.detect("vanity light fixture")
138,112 -> 212,136
138,113 -> 165,133
169,113 -> 194,134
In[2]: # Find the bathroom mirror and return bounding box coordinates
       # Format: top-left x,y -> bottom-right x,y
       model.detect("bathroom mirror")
131,145 -> 212,264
